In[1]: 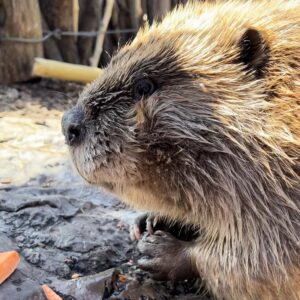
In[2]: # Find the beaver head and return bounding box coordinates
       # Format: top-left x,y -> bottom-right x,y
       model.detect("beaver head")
62,2 -> 299,225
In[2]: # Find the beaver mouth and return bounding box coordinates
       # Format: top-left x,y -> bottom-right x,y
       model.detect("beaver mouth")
67,134 -> 143,190
70,152 -> 131,188
97,181 -> 115,190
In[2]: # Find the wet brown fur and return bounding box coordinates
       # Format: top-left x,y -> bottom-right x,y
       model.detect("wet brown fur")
67,1 -> 300,299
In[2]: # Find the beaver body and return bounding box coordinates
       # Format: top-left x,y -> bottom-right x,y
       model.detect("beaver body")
62,1 -> 300,299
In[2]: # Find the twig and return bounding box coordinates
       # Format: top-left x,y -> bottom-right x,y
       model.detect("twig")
89,0 -> 115,67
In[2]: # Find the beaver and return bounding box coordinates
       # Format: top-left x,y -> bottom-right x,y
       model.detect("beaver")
62,1 -> 300,299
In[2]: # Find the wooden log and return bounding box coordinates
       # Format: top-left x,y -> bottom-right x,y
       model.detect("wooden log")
141,0 -> 148,21
146,0 -> 171,24
114,0 -> 140,42
39,0 -> 80,64
129,0 -> 143,31
0,0 -> 43,83
78,0 -> 103,65
103,0 -> 141,66
32,58 -> 101,83
101,31 -> 116,66
171,0 -> 188,8
41,15 -> 63,61
110,2 -> 123,47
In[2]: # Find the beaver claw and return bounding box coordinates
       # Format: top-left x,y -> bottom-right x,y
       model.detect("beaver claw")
137,230 -> 198,282
130,213 -> 160,241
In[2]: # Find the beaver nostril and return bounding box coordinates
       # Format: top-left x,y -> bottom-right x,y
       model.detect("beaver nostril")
67,125 -> 82,145
62,106 -> 85,146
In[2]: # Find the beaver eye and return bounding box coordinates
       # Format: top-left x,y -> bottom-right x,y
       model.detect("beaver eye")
134,78 -> 156,99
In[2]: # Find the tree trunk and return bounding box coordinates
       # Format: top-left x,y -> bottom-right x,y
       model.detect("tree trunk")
39,0 -> 80,64
0,0 -> 43,83
171,0 -> 188,9
129,0 -> 143,31
78,0 -> 103,65
146,0 -> 171,24
41,14 -> 63,61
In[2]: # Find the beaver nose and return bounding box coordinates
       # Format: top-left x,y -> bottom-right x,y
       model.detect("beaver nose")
62,106 -> 85,146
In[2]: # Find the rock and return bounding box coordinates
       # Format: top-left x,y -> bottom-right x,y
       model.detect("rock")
0,280 -> 46,300
0,184 -> 135,280
0,87 -> 19,103
23,249 -> 41,265
50,268 -> 118,300
112,278 -> 170,300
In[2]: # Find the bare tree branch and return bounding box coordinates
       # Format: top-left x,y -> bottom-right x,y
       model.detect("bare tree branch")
90,0 -> 115,67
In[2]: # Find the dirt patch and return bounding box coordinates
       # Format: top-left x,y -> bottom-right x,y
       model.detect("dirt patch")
0,80 -> 82,186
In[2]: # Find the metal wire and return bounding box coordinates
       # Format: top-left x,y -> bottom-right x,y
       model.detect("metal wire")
0,28 -> 137,43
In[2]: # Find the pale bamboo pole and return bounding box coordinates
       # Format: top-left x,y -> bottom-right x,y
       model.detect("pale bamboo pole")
89,0 -> 115,67
32,58 -> 101,83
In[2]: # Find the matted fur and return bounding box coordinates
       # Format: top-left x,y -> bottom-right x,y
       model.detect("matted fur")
66,1 -> 300,299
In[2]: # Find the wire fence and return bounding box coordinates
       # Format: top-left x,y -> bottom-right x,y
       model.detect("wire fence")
0,28 -> 137,43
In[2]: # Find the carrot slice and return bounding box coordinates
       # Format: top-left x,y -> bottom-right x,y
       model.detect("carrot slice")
42,284 -> 62,300
0,250 -> 20,284
118,274 -> 126,283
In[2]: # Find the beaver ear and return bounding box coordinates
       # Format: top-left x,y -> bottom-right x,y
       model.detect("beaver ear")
237,28 -> 269,77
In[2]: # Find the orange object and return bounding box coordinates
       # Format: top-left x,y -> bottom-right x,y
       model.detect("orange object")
0,250 -> 20,284
118,274 -> 126,284
42,284 -> 62,300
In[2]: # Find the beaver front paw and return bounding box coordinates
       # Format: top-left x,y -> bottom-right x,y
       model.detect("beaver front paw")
137,230 -> 198,282
130,213 -> 200,241
130,213 -> 161,241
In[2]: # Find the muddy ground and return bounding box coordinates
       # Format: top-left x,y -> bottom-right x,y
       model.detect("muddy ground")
0,80 -> 210,300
